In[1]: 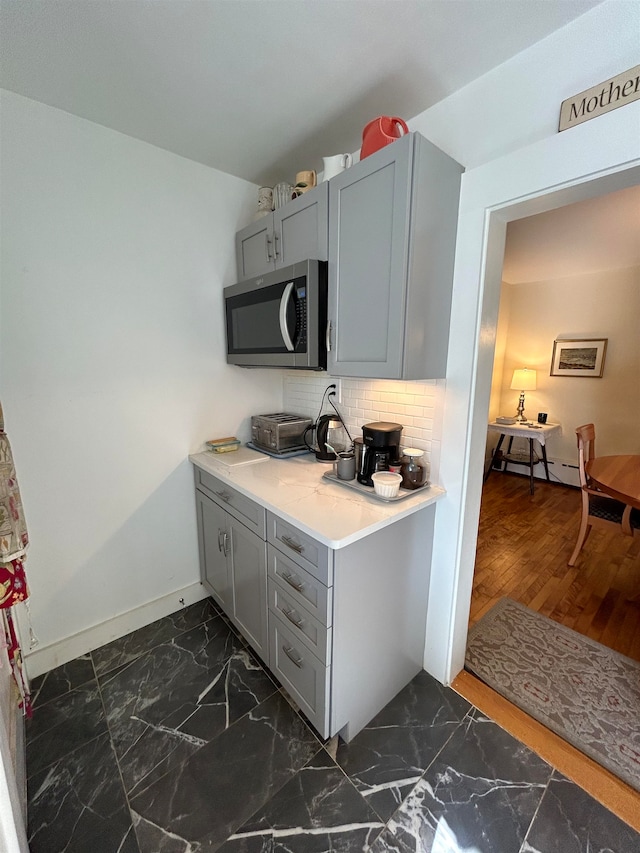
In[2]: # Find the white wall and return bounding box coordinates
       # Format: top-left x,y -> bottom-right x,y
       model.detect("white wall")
407,0 -> 640,171
0,91 -> 284,676
498,267 -> 640,460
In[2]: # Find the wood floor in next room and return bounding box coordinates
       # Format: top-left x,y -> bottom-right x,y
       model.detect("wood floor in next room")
471,472 -> 640,661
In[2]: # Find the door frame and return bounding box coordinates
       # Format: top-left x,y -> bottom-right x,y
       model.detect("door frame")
423,104 -> 640,684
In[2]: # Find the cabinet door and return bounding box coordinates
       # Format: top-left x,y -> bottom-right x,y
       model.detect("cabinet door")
196,491 -> 232,611
235,217 -> 276,280
327,135 -> 413,378
229,518 -> 269,664
274,183 -> 328,269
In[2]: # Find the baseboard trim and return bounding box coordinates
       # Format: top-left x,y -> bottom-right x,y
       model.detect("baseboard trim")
23,582 -> 209,679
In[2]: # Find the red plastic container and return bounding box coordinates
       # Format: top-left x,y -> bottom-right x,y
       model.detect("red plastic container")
360,116 -> 409,160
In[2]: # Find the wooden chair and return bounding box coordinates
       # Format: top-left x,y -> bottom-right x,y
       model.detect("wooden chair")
568,423 -> 638,566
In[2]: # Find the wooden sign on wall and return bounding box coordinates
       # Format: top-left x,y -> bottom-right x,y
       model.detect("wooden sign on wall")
559,65 -> 640,132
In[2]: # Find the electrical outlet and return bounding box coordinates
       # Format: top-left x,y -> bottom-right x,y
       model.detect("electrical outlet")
327,382 -> 341,403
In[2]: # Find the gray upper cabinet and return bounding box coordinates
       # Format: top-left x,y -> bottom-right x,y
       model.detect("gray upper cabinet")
235,182 -> 328,280
327,132 -> 463,379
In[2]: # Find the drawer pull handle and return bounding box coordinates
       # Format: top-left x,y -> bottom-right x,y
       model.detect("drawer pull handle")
217,530 -> 224,552
281,570 -> 304,592
281,534 -> 304,554
214,490 -> 232,503
282,645 -> 304,668
282,607 -> 304,629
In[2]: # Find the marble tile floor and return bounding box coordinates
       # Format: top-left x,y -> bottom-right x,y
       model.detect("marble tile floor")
26,600 -> 640,852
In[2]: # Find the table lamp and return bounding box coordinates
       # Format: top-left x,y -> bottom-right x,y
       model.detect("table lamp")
510,368 -> 537,422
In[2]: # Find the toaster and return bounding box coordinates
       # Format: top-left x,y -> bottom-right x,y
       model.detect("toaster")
250,413 -> 313,453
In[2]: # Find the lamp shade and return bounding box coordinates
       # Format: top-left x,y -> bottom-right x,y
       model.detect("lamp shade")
510,368 -> 537,391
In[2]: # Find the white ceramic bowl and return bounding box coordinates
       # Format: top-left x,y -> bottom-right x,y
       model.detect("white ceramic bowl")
371,471 -> 402,498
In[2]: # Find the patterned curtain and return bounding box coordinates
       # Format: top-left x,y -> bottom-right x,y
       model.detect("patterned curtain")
0,402 -> 32,716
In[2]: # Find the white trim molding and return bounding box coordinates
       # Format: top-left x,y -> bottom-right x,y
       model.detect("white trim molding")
23,582 -> 210,679
425,102 -> 640,685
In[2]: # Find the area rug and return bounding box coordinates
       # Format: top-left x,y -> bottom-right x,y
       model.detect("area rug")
465,597 -> 640,792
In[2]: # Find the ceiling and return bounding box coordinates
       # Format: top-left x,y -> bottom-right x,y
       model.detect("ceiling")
0,0 -> 603,186
503,184 -> 640,284
3,0 -> 635,284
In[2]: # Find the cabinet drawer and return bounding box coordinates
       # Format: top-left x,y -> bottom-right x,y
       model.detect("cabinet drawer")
267,512 -> 332,584
268,577 -> 331,664
196,468 -> 265,539
269,612 -> 330,738
267,545 -> 332,626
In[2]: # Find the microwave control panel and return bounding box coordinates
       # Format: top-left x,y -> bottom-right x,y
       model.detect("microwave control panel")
295,284 -> 307,349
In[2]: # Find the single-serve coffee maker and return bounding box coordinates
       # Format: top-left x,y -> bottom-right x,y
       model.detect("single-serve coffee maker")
358,421 -> 403,486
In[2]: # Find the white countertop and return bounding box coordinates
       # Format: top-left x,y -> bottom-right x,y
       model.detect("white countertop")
189,450 -> 445,549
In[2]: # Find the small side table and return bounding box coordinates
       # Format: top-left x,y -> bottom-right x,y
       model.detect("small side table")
485,421 -> 562,494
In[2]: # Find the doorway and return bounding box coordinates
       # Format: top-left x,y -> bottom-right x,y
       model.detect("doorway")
469,186 -> 640,661
422,109 -> 640,688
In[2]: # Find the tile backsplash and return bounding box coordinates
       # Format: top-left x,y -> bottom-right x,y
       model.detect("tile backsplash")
283,373 -> 445,482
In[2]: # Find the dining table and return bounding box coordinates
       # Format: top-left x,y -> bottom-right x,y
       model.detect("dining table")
586,454 -> 640,511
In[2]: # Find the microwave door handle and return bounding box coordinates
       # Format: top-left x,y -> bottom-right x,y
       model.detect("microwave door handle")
279,281 -> 295,352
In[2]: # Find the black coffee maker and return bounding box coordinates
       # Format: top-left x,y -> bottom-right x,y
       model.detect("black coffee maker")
358,421 -> 403,486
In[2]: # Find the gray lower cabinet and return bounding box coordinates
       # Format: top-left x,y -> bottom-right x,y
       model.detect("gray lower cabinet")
227,517 -> 268,661
194,465 -> 435,742
266,513 -> 334,736
195,470 -> 268,664
269,612 -> 331,736
327,131 -> 463,379
196,490 -> 233,612
235,183 -> 328,280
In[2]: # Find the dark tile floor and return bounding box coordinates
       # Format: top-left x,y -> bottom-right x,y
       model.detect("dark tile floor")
26,600 -> 639,852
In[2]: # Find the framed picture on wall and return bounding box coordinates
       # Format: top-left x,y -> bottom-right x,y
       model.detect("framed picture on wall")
550,338 -> 608,377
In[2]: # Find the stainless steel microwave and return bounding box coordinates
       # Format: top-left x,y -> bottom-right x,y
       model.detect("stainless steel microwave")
224,260 -> 327,370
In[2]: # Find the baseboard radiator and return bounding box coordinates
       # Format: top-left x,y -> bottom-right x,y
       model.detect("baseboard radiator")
490,453 -> 581,488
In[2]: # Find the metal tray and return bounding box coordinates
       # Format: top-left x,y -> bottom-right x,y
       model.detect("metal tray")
247,442 -> 312,459
322,471 -> 430,503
